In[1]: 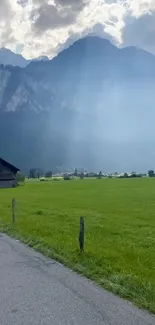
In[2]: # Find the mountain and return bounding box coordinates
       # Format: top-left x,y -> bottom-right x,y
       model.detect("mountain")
32,56 -> 49,63
0,48 -> 28,67
1,36 -> 155,173
0,48 -> 49,67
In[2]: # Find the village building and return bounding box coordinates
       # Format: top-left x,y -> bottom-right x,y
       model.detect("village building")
0,157 -> 20,188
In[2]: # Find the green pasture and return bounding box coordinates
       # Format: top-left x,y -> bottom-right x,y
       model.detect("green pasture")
0,178 -> 155,312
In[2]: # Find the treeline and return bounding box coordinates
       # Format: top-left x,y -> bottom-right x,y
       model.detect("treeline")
118,172 -> 142,178
27,168 -> 155,179
27,168 -> 102,179
28,168 -> 52,178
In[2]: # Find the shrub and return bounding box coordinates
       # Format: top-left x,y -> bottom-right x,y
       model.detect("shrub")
16,171 -> 25,184
64,174 -> 72,181
52,177 -> 61,181
40,177 -> 46,181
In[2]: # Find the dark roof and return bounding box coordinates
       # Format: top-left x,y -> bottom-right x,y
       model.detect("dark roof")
0,158 -> 20,174
0,172 -> 16,181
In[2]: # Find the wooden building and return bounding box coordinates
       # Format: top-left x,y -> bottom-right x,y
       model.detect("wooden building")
0,158 -> 20,188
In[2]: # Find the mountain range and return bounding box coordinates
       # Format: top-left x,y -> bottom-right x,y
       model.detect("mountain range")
0,48 -> 49,67
1,36 -> 155,173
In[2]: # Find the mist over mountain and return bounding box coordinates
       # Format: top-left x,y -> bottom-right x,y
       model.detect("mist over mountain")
0,36 -> 155,173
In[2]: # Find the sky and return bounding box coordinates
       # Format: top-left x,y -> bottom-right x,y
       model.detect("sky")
0,0 -> 155,59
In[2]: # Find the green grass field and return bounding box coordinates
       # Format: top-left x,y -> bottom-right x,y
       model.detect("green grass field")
0,178 -> 155,313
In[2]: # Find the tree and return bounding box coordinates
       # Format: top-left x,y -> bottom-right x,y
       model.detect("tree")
148,170 -> 155,177
29,168 -> 37,178
64,174 -> 72,180
45,171 -> 52,178
98,171 -> 102,179
131,171 -> 137,178
80,172 -> 84,180
16,171 -> 25,184
74,168 -> 78,177
28,168 -> 43,178
36,168 -> 43,178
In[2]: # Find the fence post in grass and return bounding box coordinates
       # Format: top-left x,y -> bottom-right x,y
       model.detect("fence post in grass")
79,217 -> 84,252
12,198 -> 16,223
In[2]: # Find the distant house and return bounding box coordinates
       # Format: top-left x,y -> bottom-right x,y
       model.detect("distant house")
0,158 -> 20,188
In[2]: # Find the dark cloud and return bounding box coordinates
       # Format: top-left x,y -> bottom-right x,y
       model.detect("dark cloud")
122,11 -> 155,55
55,0 -> 88,11
31,4 -> 75,32
33,0 -> 87,8
17,0 -> 28,8
31,0 -> 88,34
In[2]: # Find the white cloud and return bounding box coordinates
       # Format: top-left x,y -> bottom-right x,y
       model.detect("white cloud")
0,0 -> 155,58
121,0 -> 155,54
127,0 -> 155,17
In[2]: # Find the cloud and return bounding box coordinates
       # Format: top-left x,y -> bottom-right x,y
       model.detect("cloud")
121,1 -> 155,54
31,4 -> 76,34
17,0 -> 28,8
31,0 -> 89,34
122,11 -> 155,54
56,22 -> 118,55
0,1 -> 15,47
0,0 -> 10,17
0,0 -> 155,58
0,27 -> 16,47
0,1 -> 12,23
55,0 -> 88,10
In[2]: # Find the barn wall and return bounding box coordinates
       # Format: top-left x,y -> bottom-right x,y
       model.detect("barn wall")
0,180 -> 17,188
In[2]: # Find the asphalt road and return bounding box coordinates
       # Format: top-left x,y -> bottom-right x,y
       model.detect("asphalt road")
0,234 -> 154,325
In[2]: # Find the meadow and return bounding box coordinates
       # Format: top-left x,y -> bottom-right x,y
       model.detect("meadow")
0,178 -> 155,313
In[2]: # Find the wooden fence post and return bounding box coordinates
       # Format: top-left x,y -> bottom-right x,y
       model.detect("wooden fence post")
12,198 -> 16,223
79,217 -> 84,251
